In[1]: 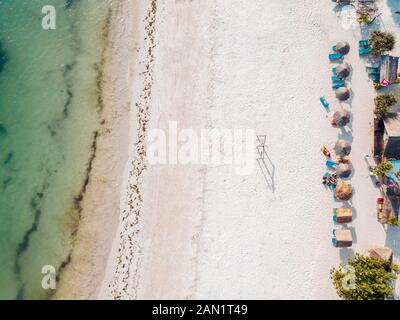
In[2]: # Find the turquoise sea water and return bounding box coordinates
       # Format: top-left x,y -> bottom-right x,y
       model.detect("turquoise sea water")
0,0 -> 111,299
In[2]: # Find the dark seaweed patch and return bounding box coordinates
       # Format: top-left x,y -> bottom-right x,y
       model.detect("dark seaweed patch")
2,177 -> 11,189
0,124 -> 7,136
14,189 -> 46,299
4,152 -> 13,165
16,285 -> 25,300
64,0 -> 78,9
0,42 -> 8,73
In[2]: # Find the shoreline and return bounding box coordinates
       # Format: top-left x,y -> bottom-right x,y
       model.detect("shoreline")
54,1 -> 140,299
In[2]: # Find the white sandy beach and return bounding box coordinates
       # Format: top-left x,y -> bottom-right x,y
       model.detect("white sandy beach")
57,0 -> 400,299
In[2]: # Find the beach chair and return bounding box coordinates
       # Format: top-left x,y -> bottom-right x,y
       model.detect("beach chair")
329,53 -> 343,60
331,229 -> 337,245
320,96 -> 329,108
371,74 -> 380,82
368,68 -> 380,75
359,47 -> 371,55
332,79 -> 345,84
366,62 -> 380,69
326,160 -> 338,168
332,82 -> 345,89
332,75 -> 343,81
359,40 -> 369,47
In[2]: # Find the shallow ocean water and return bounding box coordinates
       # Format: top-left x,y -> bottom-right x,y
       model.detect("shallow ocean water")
0,0 -> 111,299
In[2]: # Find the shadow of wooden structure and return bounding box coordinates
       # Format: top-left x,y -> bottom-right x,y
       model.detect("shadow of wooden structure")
374,113 -> 400,159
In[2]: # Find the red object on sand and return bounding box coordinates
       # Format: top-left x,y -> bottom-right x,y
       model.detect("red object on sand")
381,79 -> 389,87
331,120 -> 337,126
377,198 -> 384,203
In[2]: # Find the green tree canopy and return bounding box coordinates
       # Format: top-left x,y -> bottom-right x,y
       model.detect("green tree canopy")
370,30 -> 396,55
374,93 -> 397,117
374,161 -> 393,176
331,254 -> 399,300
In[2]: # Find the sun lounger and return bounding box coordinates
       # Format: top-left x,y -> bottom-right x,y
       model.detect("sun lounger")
368,68 -> 380,75
320,96 -> 329,108
359,47 -> 371,55
332,82 -> 345,89
332,79 -> 345,84
326,160 -> 338,168
359,40 -> 369,47
329,53 -> 343,60
371,74 -> 380,82
366,63 -> 380,69
332,75 -> 343,81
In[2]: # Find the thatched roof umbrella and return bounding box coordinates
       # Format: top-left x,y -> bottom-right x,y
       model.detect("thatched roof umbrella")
335,63 -> 351,79
336,163 -> 352,178
332,109 -> 351,127
368,246 -> 393,262
335,181 -> 353,200
334,208 -> 353,223
334,140 -> 352,156
335,87 -> 350,101
334,229 -> 353,247
335,41 -> 350,55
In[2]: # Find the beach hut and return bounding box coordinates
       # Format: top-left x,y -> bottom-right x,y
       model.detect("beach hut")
332,109 -> 351,127
333,208 -> 353,223
368,246 -> 393,262
335,63 -> 351,79
333,229 -> 353,248
336,163 -> 352,178
335,181 -> 353,200
334,140 -> 352,156
335,42 -> 350,55
380,55 -> 399,85
335,87 -> 350,101
381,113 -> 400,159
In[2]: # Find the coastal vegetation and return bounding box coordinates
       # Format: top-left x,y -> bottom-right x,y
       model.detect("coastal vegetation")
0,41 -> 8,72
331,254 -> 399,300
358,12 -> 372,25
373,83 -> 382,90
370,30 -> 396,55
374,93 -> 397,117
374,161 -> 393,176
386,215 -> 399,226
